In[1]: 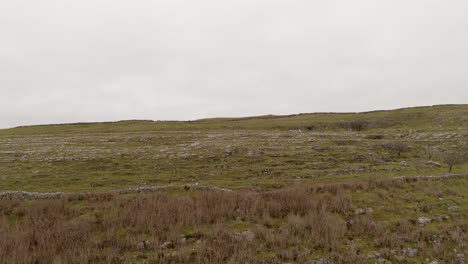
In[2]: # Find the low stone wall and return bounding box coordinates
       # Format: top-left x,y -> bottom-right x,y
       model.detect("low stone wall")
0,184 -> 233,200
0,174 -> 466,200
111,184 -> 233,195
392,173 -> 467,182
0,191 -> 65,200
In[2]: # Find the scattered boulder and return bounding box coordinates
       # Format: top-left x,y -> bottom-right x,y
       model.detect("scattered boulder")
402,248 -> 418,257
136,242 -> 146,250
426,161 -> 441,167
247,151 -> 264,157
178,238 -> 187,246
224,150 -> 235,157
448,205 -> 460,212
177,153 -> 193,158
377,257 -> 392,264
395,255 -> 405,262
136,240 -> 151,250
299,249 -> 312,258
168,251 -> 179,258
367,251 -> 381,258
416,217 -> 431,226
159,241 -> 173,249
355,208 -> 365,215
189,142 -> 200,148
312,258 -> 329,264
234,231 -> 256,241
354,207 -> 373,215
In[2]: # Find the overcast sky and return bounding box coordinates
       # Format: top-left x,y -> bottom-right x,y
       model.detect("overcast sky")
1,0 -> 467,128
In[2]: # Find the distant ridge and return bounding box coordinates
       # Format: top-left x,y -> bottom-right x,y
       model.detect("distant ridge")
194,104 -> 467,122
5,104 -> 467,130
13,120 -> 156,129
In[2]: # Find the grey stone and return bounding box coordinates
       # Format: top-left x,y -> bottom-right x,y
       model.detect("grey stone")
0,191 -> 65,200
448,205 -> 460,211
367,251 -> 381,258
377,257 -> 392,264
312,258 -> 329,264
235,230 -> 256,241
137,240 -> 151,250
189,142 -> 200,148
355,208 -> 365,215
137,242 -> 146,250
402,248 -> 418,257
426,161 -> 441,167
247,151 -> 264,157
416,217 -> 431,226
179,238 -> 187,246
243,231 -> 256,241
159,241 -> 173,249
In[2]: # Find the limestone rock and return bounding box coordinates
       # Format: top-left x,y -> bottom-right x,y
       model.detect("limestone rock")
416,217 -> 431,226
426,161 -> 441,167
234,231 -> 256,241
355,208 -> 365,215
402,248 -> 418,257
159,241 -> 173,249
137,240 -> 151,250
247,151 -> 264,157
312,258 -> 329,264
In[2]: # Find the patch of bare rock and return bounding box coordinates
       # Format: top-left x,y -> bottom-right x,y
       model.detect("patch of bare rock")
416,217 -> 431,226
354,207 -> 374,215
233,230 -> 256,242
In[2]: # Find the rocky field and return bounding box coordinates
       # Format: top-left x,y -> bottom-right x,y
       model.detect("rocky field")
0,105 -> 467,263
0,105 -> 467,192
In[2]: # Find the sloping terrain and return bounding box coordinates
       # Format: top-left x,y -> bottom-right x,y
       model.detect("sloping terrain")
0,105 -> 466,192
0,105 -> 467,264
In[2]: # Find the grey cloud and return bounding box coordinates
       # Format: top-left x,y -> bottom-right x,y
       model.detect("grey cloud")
1,0 -> 467,128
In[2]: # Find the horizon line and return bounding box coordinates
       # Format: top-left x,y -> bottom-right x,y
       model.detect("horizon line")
3,104 -> 467,130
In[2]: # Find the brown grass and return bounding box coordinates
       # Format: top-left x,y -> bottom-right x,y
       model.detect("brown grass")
0,178 -> 466,264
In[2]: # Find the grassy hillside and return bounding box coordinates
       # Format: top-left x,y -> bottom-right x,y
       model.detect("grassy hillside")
0,105 -> 467,192
1,104 -> 467,136
0,105 -> 467,264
